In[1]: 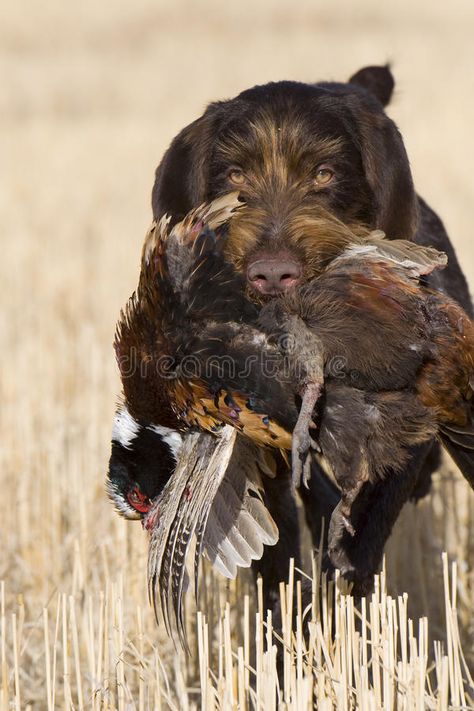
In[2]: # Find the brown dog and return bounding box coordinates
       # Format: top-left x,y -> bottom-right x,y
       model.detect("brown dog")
144,66 -> 472,602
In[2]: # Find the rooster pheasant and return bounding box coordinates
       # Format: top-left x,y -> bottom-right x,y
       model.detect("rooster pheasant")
108,194 -> 473,636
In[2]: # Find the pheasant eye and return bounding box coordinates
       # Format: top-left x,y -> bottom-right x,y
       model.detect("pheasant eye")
127,486 -> 151,513
314,165 -> 335,187
228,169 -> 247,186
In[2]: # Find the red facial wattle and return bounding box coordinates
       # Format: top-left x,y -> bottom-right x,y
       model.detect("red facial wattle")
127,486 -> 152,514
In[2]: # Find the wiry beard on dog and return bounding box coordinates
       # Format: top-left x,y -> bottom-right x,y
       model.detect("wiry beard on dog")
226,201 -> 372,302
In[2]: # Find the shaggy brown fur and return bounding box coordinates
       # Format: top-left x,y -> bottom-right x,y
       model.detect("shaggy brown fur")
148,66 -> 473,602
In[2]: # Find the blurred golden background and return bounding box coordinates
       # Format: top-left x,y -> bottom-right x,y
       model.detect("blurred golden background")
1,1 -> 473,706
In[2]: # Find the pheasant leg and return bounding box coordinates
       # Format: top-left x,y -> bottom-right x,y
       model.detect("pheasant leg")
292,381 -> 322,489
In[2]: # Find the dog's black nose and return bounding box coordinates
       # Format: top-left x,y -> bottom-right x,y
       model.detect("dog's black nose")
247,255 -> 302,295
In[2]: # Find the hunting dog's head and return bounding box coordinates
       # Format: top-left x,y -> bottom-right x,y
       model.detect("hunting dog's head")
152,65 -> 418,299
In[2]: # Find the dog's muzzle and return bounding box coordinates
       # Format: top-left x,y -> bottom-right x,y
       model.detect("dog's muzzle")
247,253 -> 302,295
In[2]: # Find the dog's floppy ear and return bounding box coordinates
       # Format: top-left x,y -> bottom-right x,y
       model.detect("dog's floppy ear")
151,106 -> 219,221
351,103 -> 419,240
349,65 -> 394,108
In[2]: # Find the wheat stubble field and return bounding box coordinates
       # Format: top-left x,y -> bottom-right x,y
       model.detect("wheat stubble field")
1,1 -> 473,708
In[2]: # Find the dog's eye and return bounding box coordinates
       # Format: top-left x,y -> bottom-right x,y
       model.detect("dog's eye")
314,166 -> 334,187
228,169 -> 247,186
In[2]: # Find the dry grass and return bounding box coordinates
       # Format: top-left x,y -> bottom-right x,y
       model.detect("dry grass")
1,0 -> 473,707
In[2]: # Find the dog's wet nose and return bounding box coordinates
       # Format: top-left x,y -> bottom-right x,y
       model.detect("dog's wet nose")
247,256 -> 302,295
